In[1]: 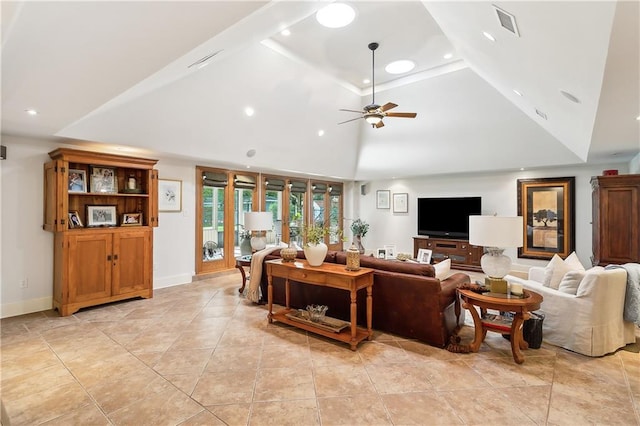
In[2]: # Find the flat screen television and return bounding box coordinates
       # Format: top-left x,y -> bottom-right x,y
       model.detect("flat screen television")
417,197 -> 481,239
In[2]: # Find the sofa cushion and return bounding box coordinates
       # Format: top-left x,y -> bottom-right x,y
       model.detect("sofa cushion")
544,252 -> 585,289
557,270 -> 585,294
348,254 -> 435,277
434,259 -> 452,280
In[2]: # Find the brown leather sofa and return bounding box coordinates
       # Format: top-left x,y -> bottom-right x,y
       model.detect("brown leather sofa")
259,249 -> 470,348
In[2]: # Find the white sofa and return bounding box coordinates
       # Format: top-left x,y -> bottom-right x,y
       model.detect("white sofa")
506,266 -> 636,357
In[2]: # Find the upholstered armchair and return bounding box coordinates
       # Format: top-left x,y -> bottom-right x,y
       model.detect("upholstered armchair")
507,266 -> 636,356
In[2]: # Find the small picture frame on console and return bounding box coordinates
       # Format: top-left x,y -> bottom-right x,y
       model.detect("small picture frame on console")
376,248 -> 387,259
384,244 -> 397,260
417,248 -> 432,264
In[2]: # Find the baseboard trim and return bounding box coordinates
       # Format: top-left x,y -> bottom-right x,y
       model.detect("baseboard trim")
1,296 -> 53,319
153,273 -> 192,289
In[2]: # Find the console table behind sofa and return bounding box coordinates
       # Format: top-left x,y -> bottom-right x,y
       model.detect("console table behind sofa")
259,249 -> 470,348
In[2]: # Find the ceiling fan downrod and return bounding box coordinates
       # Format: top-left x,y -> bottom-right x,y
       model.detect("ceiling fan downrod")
368,42 -> 378,106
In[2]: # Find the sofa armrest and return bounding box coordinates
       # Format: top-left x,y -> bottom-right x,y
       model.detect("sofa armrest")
440,272 -> 471,295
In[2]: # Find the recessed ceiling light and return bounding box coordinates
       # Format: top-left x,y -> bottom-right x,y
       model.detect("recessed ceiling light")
244,107 -> 255,117
25,109 -> 38,115
513,89 -> 523,97
280,29 -> 291,36
482,31 -> 496,42
318,130 -> 325,137
560,90 -> 581,104
316,3 -> 355,28
443,53 -> 453,59
636,115 -> 640,121
363,78 -> 370,84
535,108 -> 548,120
385,60 -> 415,74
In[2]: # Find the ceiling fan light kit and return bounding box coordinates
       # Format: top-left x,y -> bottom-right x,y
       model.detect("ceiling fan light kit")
339,42 -> 417,128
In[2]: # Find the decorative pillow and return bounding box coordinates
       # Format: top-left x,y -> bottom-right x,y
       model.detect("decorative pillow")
544,252 -> 585,290
557,270 -> 585,294
434,259 -> 452,280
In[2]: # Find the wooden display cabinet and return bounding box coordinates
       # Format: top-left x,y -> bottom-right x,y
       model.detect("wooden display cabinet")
44,148 -> 158,316
591,174 -> 640,266
413,236 -> 483,272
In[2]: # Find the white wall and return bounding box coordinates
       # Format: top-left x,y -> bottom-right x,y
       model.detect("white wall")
353,163 -> 629,271
630,152 -> 640,174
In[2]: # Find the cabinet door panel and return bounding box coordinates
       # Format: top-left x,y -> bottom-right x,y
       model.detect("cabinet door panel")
68,233 -> 112,302
112,230 -> 151,295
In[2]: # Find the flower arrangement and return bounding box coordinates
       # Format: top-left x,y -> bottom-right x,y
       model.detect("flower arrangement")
303,223 -> 343,246
239,225 -> 251,240
350,218 -> 369,237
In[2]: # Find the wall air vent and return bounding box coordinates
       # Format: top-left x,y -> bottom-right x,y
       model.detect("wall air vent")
493,5 -> 520,37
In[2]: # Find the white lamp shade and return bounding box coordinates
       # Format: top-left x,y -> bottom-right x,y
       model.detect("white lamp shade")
244,211 -> 273,231
469,216 -> 523,248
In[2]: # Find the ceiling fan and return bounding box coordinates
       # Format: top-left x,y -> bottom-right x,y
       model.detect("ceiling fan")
339,42 -> 417,128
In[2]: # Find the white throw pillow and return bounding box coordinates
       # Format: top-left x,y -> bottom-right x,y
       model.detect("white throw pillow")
557,270 -> 585,294
544,252 -> 585,290
434,259 -> 452,280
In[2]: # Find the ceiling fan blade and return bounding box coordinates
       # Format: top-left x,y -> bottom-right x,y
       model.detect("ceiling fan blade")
339,108 -> 365,114
380,102 -> 398,112
338,116 -> 364,125
385,112 -> 417,118
375,120 -> 385,128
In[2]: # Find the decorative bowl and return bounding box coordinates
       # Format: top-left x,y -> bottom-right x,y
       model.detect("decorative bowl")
306,304 -> 328,322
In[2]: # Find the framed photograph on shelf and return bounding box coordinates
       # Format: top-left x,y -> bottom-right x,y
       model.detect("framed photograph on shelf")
376,190 -> 390,209
517,177 -> 575,260
68,169 -> 87,193
417,248 -> 432,264
159,179 -> 182,212
393,193 -> 408,213
68,211 -> 83,228
376,248 -> 387,259
90,166 -> 117,193
122,212 -> 142,226
86,205 -> 117,227
384,244 -> 397,260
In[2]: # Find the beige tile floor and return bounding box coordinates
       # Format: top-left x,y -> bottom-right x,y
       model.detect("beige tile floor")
1,271 -> 639,425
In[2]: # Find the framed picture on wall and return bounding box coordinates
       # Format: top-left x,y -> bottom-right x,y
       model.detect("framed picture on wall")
393,193 -> 408,213
376,190 -> 390,209
158,179 -> 182,212
517,177 -> 575,260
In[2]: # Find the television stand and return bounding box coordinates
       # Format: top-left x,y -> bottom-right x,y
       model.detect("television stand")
413,236 -> 483,272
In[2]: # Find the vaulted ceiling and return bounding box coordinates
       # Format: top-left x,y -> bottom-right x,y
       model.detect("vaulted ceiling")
2,1 -> 638,180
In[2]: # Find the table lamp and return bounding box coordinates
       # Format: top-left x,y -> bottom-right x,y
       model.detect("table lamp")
469,215 -> 523,293
244,212 -> 273,251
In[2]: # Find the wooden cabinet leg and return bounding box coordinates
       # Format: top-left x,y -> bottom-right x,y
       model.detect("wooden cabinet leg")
366,286 -> 373,340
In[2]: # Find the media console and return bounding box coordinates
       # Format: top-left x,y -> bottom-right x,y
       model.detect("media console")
413,236 -> 483,272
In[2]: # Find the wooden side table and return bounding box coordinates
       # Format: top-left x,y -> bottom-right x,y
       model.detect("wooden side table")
236,255 -> 252,294
458,288 -> 543,364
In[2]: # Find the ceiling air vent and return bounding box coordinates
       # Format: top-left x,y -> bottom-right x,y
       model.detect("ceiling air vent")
493,5 -> 520,37
535,109 -> 548,120
188,49 -> 223,69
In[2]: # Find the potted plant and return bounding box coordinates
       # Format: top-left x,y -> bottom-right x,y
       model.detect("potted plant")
350,218 -> 369,254
302,223 -> 330,266
239,225 -> 252,256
